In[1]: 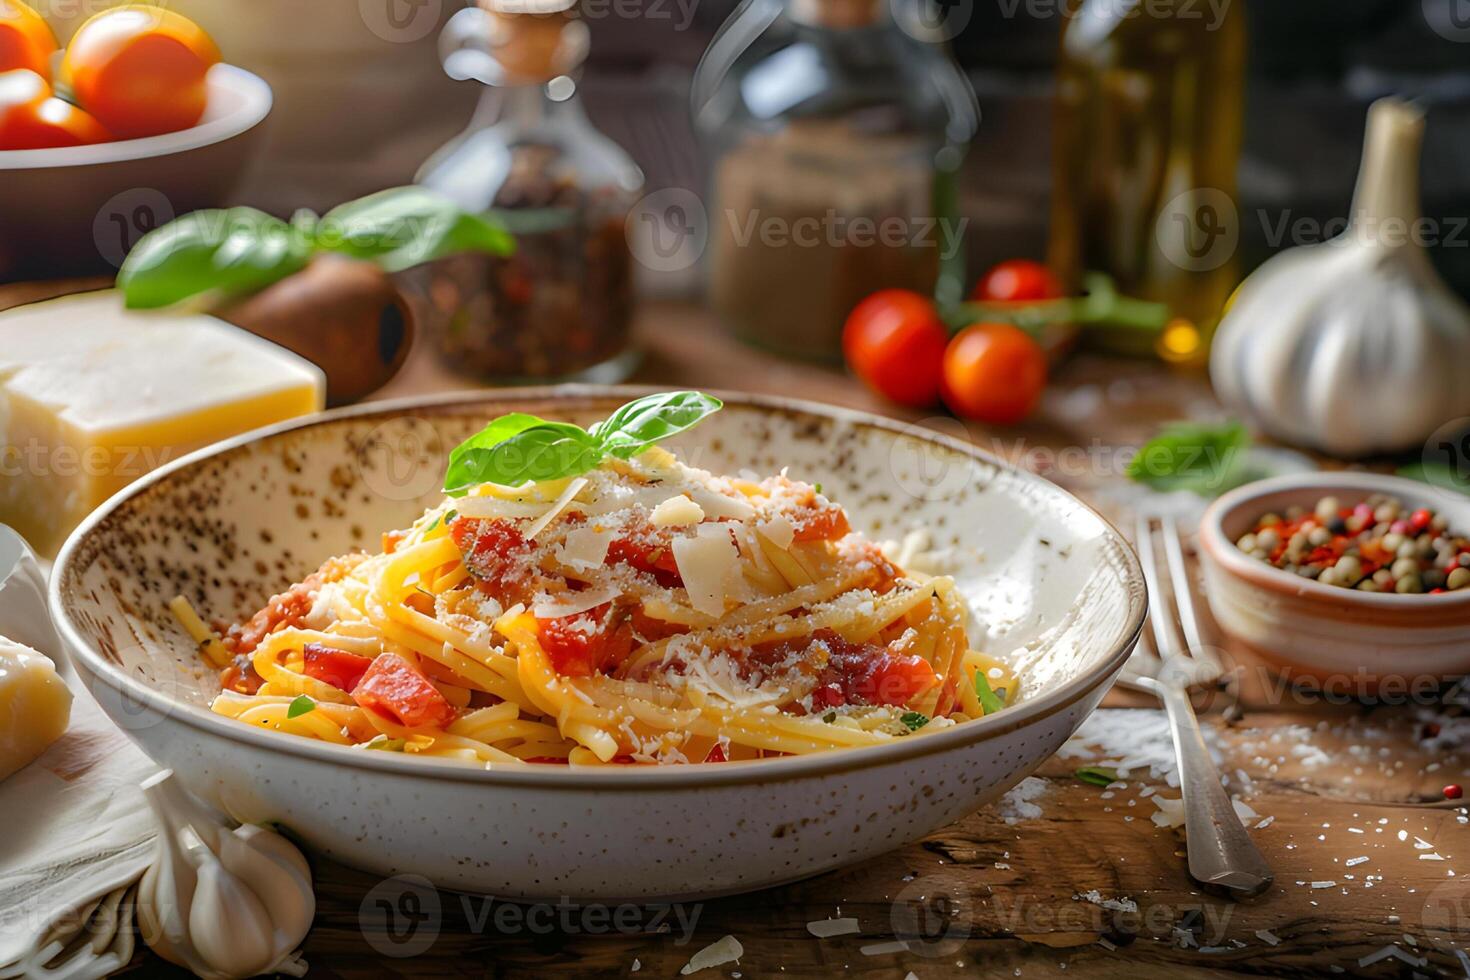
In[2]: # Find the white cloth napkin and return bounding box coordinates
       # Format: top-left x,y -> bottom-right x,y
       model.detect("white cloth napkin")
0,527 -> 161,979
0,683 -> 159,979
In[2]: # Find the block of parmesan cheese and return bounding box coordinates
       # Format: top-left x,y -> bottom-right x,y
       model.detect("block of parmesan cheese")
0,637 -> 72,782
0,290 -> 325,556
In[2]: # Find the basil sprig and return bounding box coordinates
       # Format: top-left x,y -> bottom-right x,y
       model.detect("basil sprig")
1126,421 -> 1250,495
117,186 -> 514,309
444,391 -> 723,494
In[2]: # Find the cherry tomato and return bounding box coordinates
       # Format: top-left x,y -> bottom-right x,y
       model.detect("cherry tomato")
62,5 -> 219,139
842,289 -> 947,408
941,322 -> 1047,425
0,68 -> 110,149
0,0 -> 57,78
972,259 -> 1063,303
352,653 -> 457,730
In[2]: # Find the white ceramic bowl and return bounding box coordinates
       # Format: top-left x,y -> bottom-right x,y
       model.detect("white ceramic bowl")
1199,472 -> 1470,686
0,64 -> 272,280
50,388 -> 1145,901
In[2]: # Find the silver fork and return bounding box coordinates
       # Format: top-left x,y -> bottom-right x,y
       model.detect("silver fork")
1118,512 -> 1274,900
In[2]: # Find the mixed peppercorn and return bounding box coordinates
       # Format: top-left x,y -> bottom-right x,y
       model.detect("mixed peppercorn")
1236,494 -> 1470,594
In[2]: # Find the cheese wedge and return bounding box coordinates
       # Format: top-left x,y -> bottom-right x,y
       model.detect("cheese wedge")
0,290 -> 326,556
0,637 -> 71,782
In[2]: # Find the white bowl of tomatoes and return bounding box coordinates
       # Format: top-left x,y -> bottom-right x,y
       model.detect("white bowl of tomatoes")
0,3 -> 271,279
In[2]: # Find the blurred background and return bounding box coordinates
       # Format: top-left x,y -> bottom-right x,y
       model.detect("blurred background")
148,0 -> 1470,296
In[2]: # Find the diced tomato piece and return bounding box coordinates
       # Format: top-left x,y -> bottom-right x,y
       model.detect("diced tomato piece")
745,629 -> 937,708
352,653 -> 457,729
302,643 -> 373,691
849,651 -> 938,706
704,742 -> 728,763
450,517 -> 533,593
537,602 -> 634,677
791,501 -> 851,542
381,529 -> 408,554
606,528 -> 683,587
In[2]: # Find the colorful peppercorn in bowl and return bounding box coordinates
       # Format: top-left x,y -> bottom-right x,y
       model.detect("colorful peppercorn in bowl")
1198,473 -> 1470,688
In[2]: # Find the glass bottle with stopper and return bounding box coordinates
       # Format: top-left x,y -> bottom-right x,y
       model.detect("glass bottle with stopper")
417,0 -> 644,382
691,0 -> 977,361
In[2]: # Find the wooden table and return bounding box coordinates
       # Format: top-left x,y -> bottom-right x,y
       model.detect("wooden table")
4,286 -> 1468,977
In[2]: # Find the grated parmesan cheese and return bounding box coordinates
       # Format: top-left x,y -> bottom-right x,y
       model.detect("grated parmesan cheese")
523,477 -> 589,540
757,515 -> 796,550
557,524 -> 614,571
673,524 -> 742,617
651,494 -> 705,527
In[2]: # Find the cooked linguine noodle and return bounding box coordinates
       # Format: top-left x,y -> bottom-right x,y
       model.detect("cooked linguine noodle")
177,414 -> 1014,767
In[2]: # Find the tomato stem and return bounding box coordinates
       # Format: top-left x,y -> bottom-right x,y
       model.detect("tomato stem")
942,272 -> 1170,337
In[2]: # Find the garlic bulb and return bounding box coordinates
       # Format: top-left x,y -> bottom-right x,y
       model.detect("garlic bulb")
137,770 -> 314,980
1211,98 -> 1470,457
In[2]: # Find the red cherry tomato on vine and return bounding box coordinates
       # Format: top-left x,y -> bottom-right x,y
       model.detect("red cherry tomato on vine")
972,259 -> 1063,303
842,289 -> 947,408
941,322 -> 1047,424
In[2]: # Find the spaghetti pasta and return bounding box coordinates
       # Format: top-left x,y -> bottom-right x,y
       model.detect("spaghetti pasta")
180,406 -> 1016,768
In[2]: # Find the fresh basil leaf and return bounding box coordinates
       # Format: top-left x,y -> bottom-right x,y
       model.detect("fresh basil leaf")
118,207 -> 313,309
1075,765 -> 1118,787
444,413 -> 551,493
286,695 -> 316,719
450,422 -> 603,490
319,186 -> 514,274
974,672 -> 1004,715
900,711 -> 929,731
592,391 -> 724,460
1127,421 -> 1250,495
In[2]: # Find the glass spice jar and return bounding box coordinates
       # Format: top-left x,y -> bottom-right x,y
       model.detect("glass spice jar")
416,0 -> 644,383
691,0 -> 977,361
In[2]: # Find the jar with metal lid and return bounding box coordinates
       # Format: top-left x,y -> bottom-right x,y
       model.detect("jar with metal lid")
416,0 -> 644,382
691,0 -> 977,361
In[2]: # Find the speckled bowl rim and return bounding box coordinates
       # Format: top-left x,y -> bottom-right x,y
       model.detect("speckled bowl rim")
1200,471 -> 1470,612
51,385 -> 1147,790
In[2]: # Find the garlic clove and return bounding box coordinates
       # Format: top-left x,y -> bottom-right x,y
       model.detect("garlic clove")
218,826 -> 316,947
182,827 -> 281,979
136,770 -> 315,980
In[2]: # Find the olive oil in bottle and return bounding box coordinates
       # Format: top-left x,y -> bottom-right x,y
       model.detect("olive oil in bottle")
1047,0 -> 1245,363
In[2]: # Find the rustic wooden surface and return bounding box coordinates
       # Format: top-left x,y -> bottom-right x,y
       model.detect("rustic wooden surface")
4,284 -> 1469,978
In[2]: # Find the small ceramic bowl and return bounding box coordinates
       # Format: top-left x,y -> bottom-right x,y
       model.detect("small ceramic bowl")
1198,472 -> 1470,686
52,388 -> 1146,901
0,64 -> 272,280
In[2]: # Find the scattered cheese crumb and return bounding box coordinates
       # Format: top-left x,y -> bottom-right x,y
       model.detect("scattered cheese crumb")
651,494 -> 705,527
681,936 -> 743,975
806,918 -> 860,938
